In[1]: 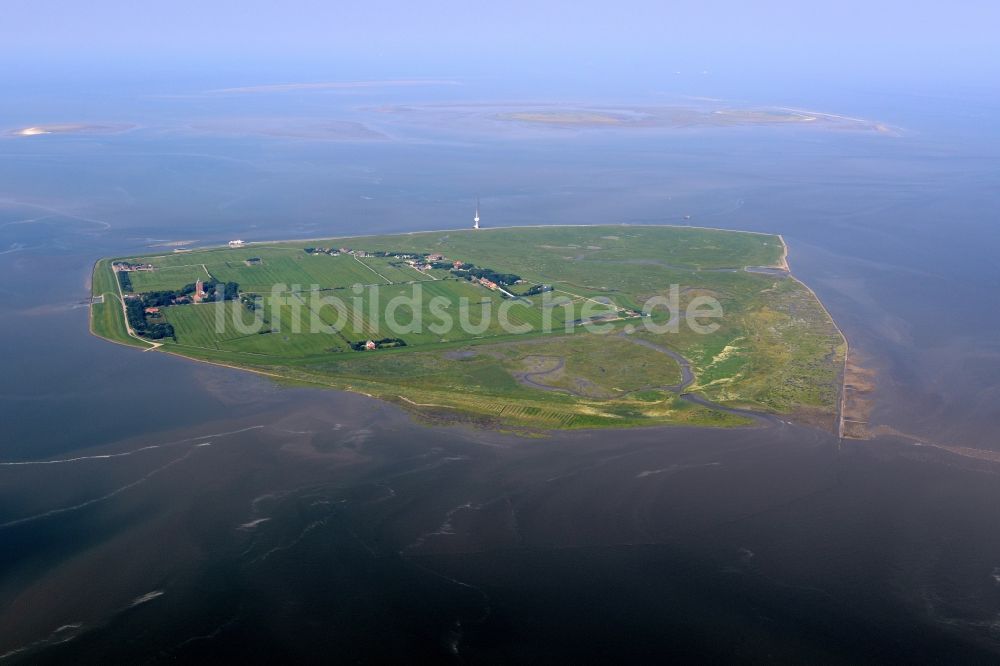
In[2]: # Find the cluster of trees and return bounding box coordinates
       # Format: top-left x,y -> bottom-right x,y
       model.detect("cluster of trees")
211,280 -> 240,301
183,279 -> 238,302
143,323 -> 176,340
123,279 -> 240,342
521,284 -> 553,296
124,297 -> 145,330
240,293 -> 259,311
452,263 -> 521,286
143,290 -> 186,308
140,280 -> 240,307
117,271 -> 132,292
358,250 -> 420,258
306,247 -> 421,259
240,293 -> 272,332
124,297 -> 175,340
350,337 -> 407,351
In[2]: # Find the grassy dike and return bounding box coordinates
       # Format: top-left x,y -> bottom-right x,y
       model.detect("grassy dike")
89,258 -> 153,349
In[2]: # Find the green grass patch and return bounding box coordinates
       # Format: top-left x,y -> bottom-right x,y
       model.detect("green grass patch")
91,225 -> 843,430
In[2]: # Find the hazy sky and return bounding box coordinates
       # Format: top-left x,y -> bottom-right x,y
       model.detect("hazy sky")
2,1 -> 997,86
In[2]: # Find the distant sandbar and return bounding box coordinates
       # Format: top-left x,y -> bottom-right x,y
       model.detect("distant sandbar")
7,123 -> 136,138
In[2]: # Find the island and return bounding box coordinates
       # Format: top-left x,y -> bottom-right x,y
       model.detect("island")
90,225 -> 847,432
384,102 -> 897,135
6,123 -> 136,138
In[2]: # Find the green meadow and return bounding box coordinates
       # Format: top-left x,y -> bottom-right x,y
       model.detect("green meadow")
92,225 -> 845,431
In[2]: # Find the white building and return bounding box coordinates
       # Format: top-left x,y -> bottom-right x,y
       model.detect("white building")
229,239 -> 245,248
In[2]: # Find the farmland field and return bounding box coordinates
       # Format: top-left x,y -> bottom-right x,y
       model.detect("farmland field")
93,225 -> 845,430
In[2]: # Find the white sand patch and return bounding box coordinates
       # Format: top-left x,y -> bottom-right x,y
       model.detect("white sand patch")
708,339 -> 745,367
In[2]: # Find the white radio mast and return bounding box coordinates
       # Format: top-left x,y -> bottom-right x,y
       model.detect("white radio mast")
473,196 -> 480,229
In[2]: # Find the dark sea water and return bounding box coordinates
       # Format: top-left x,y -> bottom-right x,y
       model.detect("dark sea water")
2,75 -> 1000,662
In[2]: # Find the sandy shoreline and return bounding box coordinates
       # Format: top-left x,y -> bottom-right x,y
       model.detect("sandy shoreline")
778,234 -> 850,439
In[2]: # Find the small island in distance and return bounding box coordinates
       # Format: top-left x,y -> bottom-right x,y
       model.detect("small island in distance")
6,122 -> 136,138
91,225 -> 847,432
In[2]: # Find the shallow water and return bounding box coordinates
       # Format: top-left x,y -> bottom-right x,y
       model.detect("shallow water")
2,78 -> 1000,661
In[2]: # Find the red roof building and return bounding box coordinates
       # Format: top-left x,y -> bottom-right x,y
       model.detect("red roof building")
193,279 -> 205,303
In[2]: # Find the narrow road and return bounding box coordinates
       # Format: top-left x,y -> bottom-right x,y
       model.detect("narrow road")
354,255 -> 392,283
112,268 -> 160,351
407,264 -> 437,280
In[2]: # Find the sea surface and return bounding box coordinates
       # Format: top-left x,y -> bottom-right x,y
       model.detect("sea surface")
1,74 -> 1000,662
